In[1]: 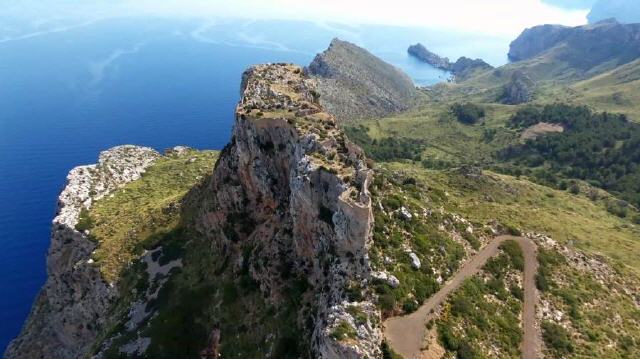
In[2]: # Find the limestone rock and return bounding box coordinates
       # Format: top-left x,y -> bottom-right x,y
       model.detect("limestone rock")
307,38 -> 418,121
501,70 -> 535,104
6,145 -> 159,359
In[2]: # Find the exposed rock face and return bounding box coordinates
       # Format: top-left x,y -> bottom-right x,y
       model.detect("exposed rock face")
407,43 -> 451,70
6,146 -> 159,359
501,70 -> 536,104
450,56 -> 494,80
508,19 -> 640,73
197,64 -> 381,357
307,38 -> 417,121
508,24 -> 572,62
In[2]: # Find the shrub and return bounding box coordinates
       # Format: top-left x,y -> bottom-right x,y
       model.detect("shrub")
75,208 -> 94,232
438,324 -> 460,351
402,299 -> 419,313
451,103 -> 485,125
462,232 -> 481,250
500,240 -> 524,271
330,321 -> 357,341
381,341 -> 403,359
542,321 -> 573,355
379,293 -> 396,312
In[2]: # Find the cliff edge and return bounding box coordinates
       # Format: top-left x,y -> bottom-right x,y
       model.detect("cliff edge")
6,146 -> 160,358
7,64 -> 382,358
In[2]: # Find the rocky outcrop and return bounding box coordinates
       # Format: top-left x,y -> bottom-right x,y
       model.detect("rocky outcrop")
196,64 -> 381,357
407,43 -> 493,81
508,24 -> 572,62
500,70 -> 536,104
508,19 -> 640,74
449,57 -> 494,80
407,43 -> 451,70
6,146 -> 159,359
8,63 -> 383,359
307,38 -> 418,121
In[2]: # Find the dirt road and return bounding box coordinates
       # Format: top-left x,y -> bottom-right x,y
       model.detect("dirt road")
383,235 -> 540,359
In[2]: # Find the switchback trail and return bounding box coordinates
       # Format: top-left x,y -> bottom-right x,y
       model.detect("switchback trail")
383,235 -> 540,359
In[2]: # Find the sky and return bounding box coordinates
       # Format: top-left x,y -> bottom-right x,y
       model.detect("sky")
3,0 -> 590,38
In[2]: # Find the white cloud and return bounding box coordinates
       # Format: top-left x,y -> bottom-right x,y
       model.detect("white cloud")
4,0 -> 589,37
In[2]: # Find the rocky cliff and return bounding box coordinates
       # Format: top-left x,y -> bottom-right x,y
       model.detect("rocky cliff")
7,64 -> 382,358
308,38 -> 417,121
508,19 -> 640,75
196,63 -> 381,357
6,146 -> 160,359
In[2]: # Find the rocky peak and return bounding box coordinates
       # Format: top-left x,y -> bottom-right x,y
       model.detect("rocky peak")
197,63 -> 381,358
307,38 -> 417,121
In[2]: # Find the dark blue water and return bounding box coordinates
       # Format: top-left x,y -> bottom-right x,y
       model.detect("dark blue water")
0,17 -> 509,353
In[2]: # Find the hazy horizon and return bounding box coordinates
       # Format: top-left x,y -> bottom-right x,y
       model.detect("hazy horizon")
2,0 -> 589,39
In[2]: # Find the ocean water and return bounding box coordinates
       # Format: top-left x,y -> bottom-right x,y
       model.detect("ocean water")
0,17 -> 509,353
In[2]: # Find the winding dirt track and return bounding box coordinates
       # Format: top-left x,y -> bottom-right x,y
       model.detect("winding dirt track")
383,235 -> 540,359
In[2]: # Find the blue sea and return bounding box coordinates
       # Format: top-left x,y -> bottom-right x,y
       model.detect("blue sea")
0,16 -> 509,353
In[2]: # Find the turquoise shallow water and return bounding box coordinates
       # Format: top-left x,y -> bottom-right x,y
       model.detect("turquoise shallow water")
0,17 -> 509,353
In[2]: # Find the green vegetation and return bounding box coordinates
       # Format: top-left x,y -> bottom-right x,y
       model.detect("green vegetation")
542,321 -> 573,356
500,104 -> 640,207
436,240 -> 525,358
330,321 -> 357,341
451,102 -> 485,125
369,170 -> 470,315
345,125 -> 426,162
75,207 -> 94,232
381,340 -> 403,359
535,246 -> 640,358
86,150 -> 218,282
380,162 -> 640,276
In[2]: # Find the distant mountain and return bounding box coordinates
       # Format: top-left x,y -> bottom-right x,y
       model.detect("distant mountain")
588,0 -> 640,24
508,19 -> 640,78
307,38 -> 418,121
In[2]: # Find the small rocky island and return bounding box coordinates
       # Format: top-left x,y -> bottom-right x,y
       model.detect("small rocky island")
408,42 -> 494,80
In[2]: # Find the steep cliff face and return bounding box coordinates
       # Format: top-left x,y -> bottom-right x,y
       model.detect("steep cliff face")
196,63 -> 381,357
308,38 -> 418,121
508,19 -> 640,75
7,64 -> 382,358
6,146 -> 159,359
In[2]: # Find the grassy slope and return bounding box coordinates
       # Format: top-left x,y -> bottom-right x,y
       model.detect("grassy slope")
373,162 -> 640,357
537,247 -> 640,358
88,149 -> 219,282
89,149 -> 308,358
381,162 -> 640,277
348,101 -> 518,165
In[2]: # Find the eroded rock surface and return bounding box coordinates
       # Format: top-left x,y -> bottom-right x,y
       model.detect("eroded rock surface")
6,146 -> 159,359
308,38 -> 418,121
196,63 -> 382,358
